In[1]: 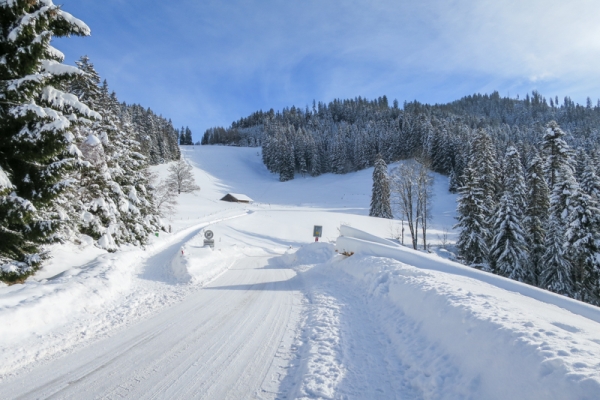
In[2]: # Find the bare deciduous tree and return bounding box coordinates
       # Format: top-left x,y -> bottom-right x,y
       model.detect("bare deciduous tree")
390,159 -> 433,250
167,159 -> 200,195
154,179 -> 178,217
417,161 -> 433,250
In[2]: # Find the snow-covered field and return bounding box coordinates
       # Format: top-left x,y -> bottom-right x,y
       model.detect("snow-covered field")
1,145 -> 599,399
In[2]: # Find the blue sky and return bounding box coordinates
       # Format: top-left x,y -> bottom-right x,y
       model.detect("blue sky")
55,0 -> 600,142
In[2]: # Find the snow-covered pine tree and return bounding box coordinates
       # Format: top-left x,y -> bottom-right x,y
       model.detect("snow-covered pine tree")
490,146 -> 528,281
579,152 -> 600,201
543,121 -> 572,195
99,85 -> 161,246
540,218 -> 574,297
179,127 -> 185,145
294,128 -> 307,176
309,135 -> 321,177
564,177 -> 600,304
0,1 -> 99,280
369,154 -> 393,219
184,127 -> 193,145
538,121 -> 579,295
471,129 -> 499,227
541,159 -> 578,296
279,139 -> 295,182
67,56 -> 120,250
455,164 -> 490,269
524,153 -> 549,285
353,131 -> 368,171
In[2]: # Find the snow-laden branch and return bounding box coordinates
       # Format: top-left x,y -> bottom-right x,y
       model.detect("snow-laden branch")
41,86 -> 101,119
5,1 -> 90,42
40,60 -> 83,77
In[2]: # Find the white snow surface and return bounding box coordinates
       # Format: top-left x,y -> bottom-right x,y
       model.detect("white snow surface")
0,145 -> 599,399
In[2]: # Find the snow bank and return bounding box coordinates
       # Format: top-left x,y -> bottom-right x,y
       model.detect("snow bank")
0,249 -> 138,346
272,242 -> 336,272
0,212 -> 250,376
333,254 -> 600,399
332,227 -> 600,398
339,224 -> 399,247
170,230 -> 239,284
336,235 -> 600,324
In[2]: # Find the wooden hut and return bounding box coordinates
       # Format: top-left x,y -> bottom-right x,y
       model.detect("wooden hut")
220,193 -> 253,203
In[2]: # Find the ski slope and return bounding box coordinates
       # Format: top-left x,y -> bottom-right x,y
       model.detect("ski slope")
0,145 -> 599,399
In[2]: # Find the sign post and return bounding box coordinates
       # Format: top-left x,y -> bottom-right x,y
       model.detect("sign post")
204,230 -> 215,249
313,225 -> 322,242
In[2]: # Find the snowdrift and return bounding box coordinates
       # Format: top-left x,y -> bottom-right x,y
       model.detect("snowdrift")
336,226 -> 600,324
331,226 -> 600,398
170,229 -> 239,284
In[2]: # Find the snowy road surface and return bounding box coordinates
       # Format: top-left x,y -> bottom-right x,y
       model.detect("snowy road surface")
0,255 -> 303,399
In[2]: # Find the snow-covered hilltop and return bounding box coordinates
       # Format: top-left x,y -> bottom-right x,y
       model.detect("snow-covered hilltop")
0,145 -> 599,399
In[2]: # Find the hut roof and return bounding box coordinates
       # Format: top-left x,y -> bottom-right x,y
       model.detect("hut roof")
220,193 -> 253,202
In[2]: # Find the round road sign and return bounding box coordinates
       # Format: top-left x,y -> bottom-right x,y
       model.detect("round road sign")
204,230 -> 214,240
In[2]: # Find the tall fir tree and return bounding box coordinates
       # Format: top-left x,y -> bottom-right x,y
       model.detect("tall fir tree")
470,129 -> 498,253
490,146 -> 528,281
66,57 -> 118,249
543,121 -> 572,196
455,164 -> 490,268
540,121 -> 578,295
579,152 -> 600,201
0,0 -> 99,279
524,153 -> 549,285
184,127 -> 193,145
369,154 -> 393,219
564,181 -> 600,304
541,219 -> 573,297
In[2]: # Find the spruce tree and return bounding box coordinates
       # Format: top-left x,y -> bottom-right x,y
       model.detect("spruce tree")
455,165 -> 490,268
490,147 -> 528,280
565,184 -> 600,303
541,219 -> 573,297
184,127 -> 193,145
369,154 -> 393,219
579,153 -> 600,201
539,121 -> 578,294
543,121 -> 572,193
0,1 -> 98,279
524,154 -> 549,285
97,84 -> 161,246
541,161 -> 577,296
470,129 -> 498,253
278,128 -> 295,182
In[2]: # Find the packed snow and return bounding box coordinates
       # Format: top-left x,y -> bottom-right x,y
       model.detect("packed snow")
0,145 -> 599,399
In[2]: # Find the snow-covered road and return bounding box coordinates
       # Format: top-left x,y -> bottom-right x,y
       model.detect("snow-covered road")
0,254 -> 303,399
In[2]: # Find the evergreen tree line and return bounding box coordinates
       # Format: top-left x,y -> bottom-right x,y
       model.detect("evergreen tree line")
125,103 -> 181,165
456,122 -> 600,306
201,92 -> 600,185
0,2 -> 180,282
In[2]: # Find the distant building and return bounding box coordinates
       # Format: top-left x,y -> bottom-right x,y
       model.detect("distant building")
220,193 -> 253,203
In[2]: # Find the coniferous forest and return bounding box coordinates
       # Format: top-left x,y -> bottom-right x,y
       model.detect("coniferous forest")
203,94 -> 600,306
0,2 -> 181,281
